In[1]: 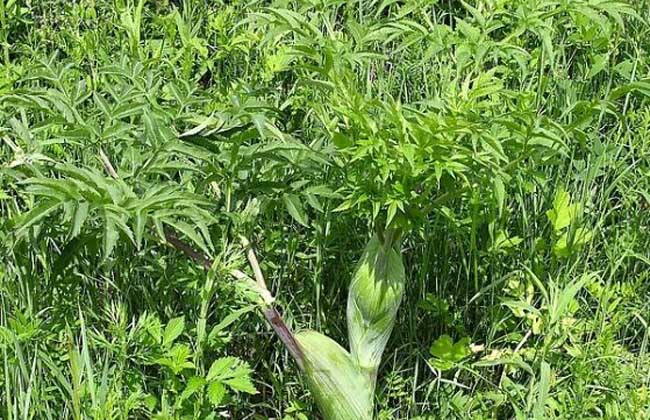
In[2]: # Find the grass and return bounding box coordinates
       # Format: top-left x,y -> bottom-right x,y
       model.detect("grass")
1,0 -> 650,418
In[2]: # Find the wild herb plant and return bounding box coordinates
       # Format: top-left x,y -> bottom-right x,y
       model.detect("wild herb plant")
1,0 -> 650,418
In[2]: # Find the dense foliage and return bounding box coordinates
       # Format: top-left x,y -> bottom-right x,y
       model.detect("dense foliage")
1,0 -> 650,418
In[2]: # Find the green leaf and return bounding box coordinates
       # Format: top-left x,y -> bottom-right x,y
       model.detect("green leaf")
494,177 -> 505,215
207,357 -> 237,381
134,210 -> 146,249
208,305 -> 256,340
304,185 -> 341,198
386,201 -> 398,228
207,357 -> 257,395
304,193 -> 324,212
207,381 -> 226,406
491,231 -> 522,252
283,193 -> 308,227
224,374 -> 257,394
429,335 -> 453,358
179,376 -> 206,402
69,201 -> 89,239
162,316 -> 185,348
534,362 -> 551,418
553,228 -> 593,257
102,209 -> 118,260
546,189 -> 580,232
155,344 -> 195,374
550,273 -> 593,324
14,200 -> 60,237
332,132 -> 353,148
107,208 -> 135,246
429,335 -> 471,371
164,219 -> 210,255
587,54 -> 608,79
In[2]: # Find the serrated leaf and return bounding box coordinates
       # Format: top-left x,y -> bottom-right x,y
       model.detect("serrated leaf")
304,185 -> 341,198
207,357 -> 257,395
107,209 -> 134,246
429,335 -> 454,358
207,357 -> 237,381
162,316 -> 185,347
179,376 -> 206,402
224,374 -> 257,394
494,177 -> 505,215
207,381 -> 226,406
209,305 -> 256,340
164,219 -> 210,255
69,201 -> 89,239
283,193 -> 308,227
14,200 -> 60,237
102,210 -> 118,260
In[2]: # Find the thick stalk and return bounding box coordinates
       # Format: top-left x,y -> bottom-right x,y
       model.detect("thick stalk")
347,229 -> 405,389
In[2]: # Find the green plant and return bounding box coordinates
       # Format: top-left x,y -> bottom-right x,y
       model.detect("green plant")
2,0 -> 650,418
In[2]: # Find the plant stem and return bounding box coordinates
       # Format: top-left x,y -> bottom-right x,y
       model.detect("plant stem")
163,229 -> 305,370
100,148 -> 306,370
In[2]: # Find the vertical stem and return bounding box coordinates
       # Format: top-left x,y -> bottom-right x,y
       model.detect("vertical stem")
240,236 -> 268,292
240,236 -> 305,369
262,306 -> 305,371
0,0 -> 9,69
163,230 -> 305,371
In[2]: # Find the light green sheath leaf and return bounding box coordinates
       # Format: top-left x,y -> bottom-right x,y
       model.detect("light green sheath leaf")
295,330 -> 373,420
347,232 -> 405,385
